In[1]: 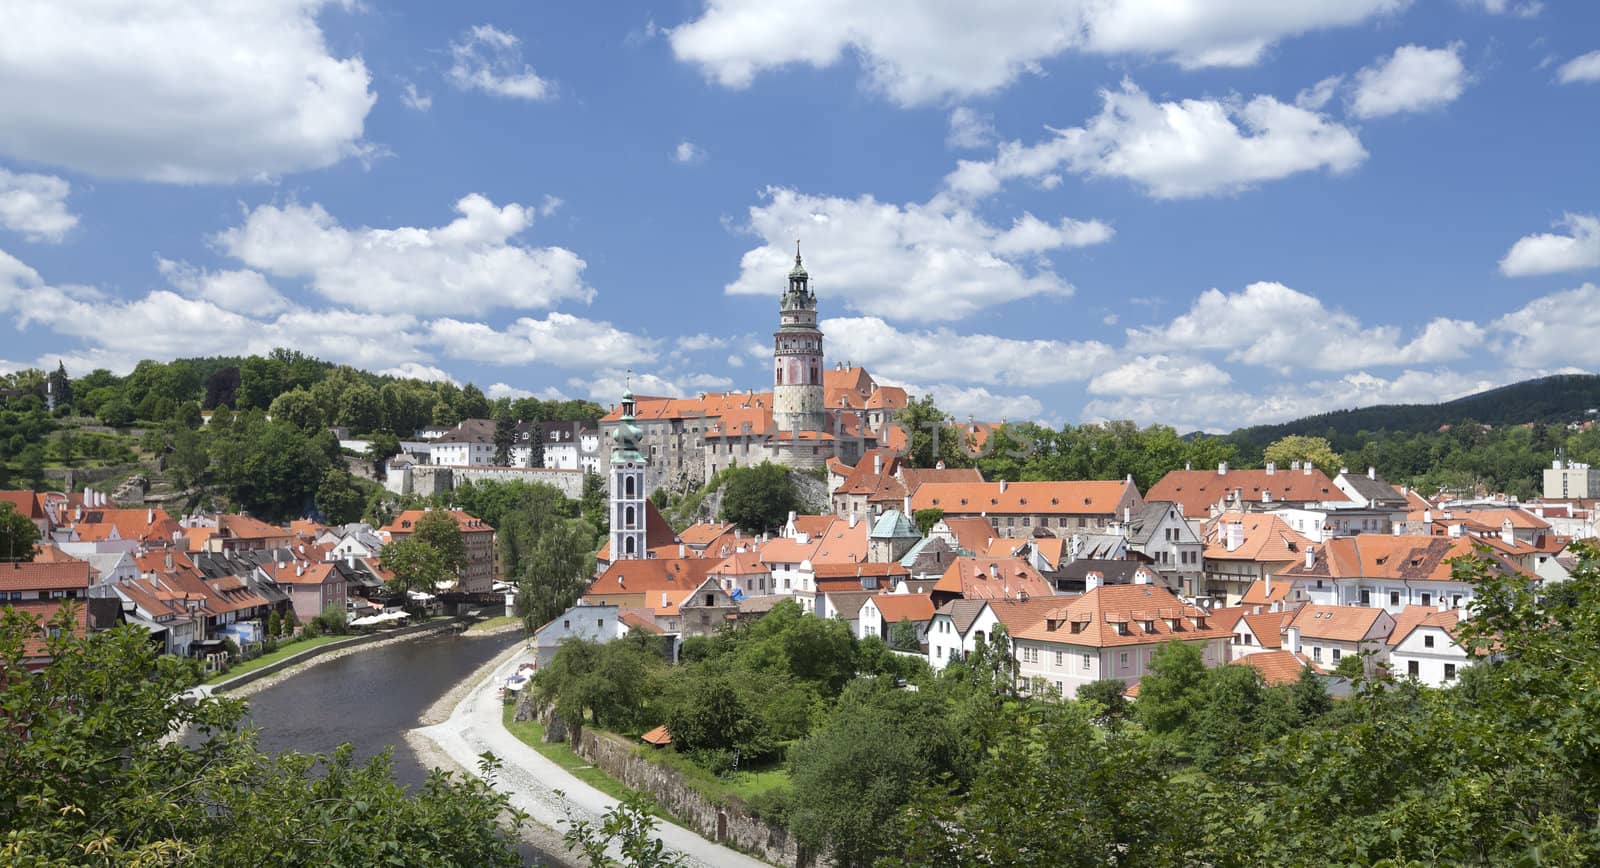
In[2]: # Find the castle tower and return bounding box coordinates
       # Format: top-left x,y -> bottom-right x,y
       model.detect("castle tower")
773,244 -> 826,433
609,390 -> 648,560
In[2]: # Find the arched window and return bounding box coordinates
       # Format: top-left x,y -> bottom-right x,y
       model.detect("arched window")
624,537 -> 636,555
625,505 -> 636,528
776,366 -> 783,385
624,476 -> 636,499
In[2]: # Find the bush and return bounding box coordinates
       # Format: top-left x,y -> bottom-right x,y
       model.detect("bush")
744,788 -> 793,825
311,604 -> 348,636
221,637 -> 241,662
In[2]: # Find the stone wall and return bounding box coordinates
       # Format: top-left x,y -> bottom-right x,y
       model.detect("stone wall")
517,696 -> 825,867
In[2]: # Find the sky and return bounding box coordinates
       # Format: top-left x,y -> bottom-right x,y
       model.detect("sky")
1,1 -> 1599,433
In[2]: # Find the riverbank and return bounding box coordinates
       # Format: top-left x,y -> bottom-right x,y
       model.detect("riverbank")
412,645 -> 769,868
201,616 -> 472,702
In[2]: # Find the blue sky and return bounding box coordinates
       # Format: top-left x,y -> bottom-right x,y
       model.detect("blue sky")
2,1 -> 1599,432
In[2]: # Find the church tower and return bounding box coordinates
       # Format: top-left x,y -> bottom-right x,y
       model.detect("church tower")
609,390 -> 647,560
773,244 -> 826,433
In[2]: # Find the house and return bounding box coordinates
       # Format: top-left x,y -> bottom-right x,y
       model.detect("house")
926,516 -> 997,555
427,419 -> 498,467
900,536 -> 962,580
1387,606 -> 1483,686
1279,534 -> 1534,614
1054,560 -> 1160,594
1010,583 -> 1230,699
926,598 -> 991,671
1234,649 -> 1319,686
0,489 -> 50,536
1147,462 -> 1350,519
658,578 -> 739,637
818,589 -> 879,634
111,577 -> 204,656
381,509 -> 497,594
1227,608 -> 1297,660
857,593 -> 936,645
0,559 -> 92,602
5,598 -> 121,670
930,557 -> 1054,607
828,449 -> 981,517
1201,512 -> 1314,605
215,513 -> 298,552
1285,605 -> 1395,676
1123,501 -> 1203,593
1333,467 -> 1413,511
531,602 -> 620,666
582,558 -> 719,610
534,421 -> 602,473
707,548 -> 771,597
910,479 -> 1144,538
259,560 -> 347,625
866,510 -> 922,563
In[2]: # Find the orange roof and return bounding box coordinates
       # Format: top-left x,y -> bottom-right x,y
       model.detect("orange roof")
1148,468 -> 1349,517
809,518 -> 869,565
6,599 -> 92,660
985,596 -> 1068,633
1235,650 -> 1316,685
865,386 -> 908,410
1390,608 -> 1470,647
641,724 -> 672,745
1385,604 -> 1438,646
218,513 -> 293,541
813,561 -> 909,579
1282,534 -> 1534,583
939,517 -> 999,553
601,391 -> 776,423
708,549 -> 768,577
134,549 -> 194,574
1240,578 -> 1299,606
912,480 -> 1137,516
932,557 -> 1054,601
1203,512 -> 1313,563
585,558 -> 718,598
29,545 -> 83,564
261,560 -> 339,587
0,560 -> 92,593
1455,507 -> 1550,531
824,366 -> 875,396
1290,605 -> 1389,643
679,522 -> 737,547
1013,584 -> 1228,647
382,509 -> 495,536
790,514 -> 833,537
0,490 -> 44,521
70,507 -> 181,545
1241,610 -> 1294,648
868,593 -> 936,623
290,518 -> 329,538
620,611 -> 665,634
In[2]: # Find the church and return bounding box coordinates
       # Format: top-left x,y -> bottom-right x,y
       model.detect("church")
598,249 -> 908,495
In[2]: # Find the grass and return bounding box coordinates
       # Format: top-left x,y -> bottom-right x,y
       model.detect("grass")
466,615 -> 522,634
500,703 -> 643,806
644,746 -> 791,805
203,634 -> 348,685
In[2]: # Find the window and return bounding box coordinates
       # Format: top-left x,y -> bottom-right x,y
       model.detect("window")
1119,652 -> 1129,667
1360,589 -> 1371,607
1312,646 -> 1323,662
1332,648 -> 1342,661
1054,650 -> 1063,666
1424,634 -> 1434,648
1420,592 -> 1432,606
1444,663 -> 1457,680
562,619 -> 570,629
1389,591 -> 1401,606
1081,653 -> 1091,670
1407,660 -> 1419,677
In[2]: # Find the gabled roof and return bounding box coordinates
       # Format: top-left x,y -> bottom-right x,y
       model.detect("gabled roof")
983,596 -> 1066,634
708,549 -> 767,577
1059,559 -> 1153,584
679,522 -> 738,547
381,509 -> 495,536
1390,608 -> 1470,648
70,507 -> 182,544
261,560 -> 340,587
1281,534 -> 1534,583
867,593 -> 936,624
0,490 -> 44,520
1242,610 -> 1295,649
6,599 -> 95,660
912,480 -> 1137,516
1149,468 -> 1349,517
1071,533 -> 1127,560
1336,470 -> 1408,507
1013,584 -> 1227,648
1203,512 -> 1313,562
1240,578 -> 1298,606
585,558 -> 717,598
1125,501 -> 1179,545
1454,507 -> 1551,531
822,590 -> 879,619
933,557 -> 1054,601
1235,650 -> 1317,686
809,517 -> 869,565
430,418 -> 497,444
937,517 -> 998,553
933,598 -> 990,634
1290,605 -> 1388,642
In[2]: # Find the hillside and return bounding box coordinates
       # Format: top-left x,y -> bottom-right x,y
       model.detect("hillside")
1227,374 -> 1600,448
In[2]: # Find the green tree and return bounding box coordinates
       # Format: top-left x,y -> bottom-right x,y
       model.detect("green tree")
382,537 -> 453,599
337,382 -> 383,433
1263,434 -> 1342,476
268,388 -> 326,433
535,638 -> 659,732
581,471 -> 609,534
514,516 -> 597,632
412,509 -> 467,574
1076,678 -> 1129,725
96,396 -> 135,427
660,665 -> 767,759
913,507 -> 943,535
365,431 -> 402,476
0,502 -> 40,561
718,462 -> 798,533
889,617 -> 920,651
493,412 -> 516,466
893,395 -> 972,468
1134,640 -> 1208,738
0,605 -> 527,865
316,468 -> 367,525
561,791 -> 687,868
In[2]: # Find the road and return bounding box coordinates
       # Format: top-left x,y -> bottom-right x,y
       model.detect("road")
413,646 -> 770,868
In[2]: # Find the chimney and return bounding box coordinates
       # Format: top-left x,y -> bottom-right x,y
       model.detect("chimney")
935,459 -> 945,470
1185,462 -> 1192,471
1304,545 -> 1315,570
1367,466 -> 1376,481
1265,461 -> 1275,475
1448,522 -> 1462,538
1303,463 -> 1312,475
1134,568 -> 1150,585
1500,519 -> 1514,545
1285,624 -> 1300,653
1264,569 -> 1272,598
1261,490 -> 1271,504
678,543 -> 687,558
849,513 -> 859,528
873,453 -> 883,475
1218,461 -> 1228,475
988,562 -> 999,580
998,479 -> 1008,494
661,592 -> 668,608
1225,522 -> 1242,552
147,508 -> 154,524
1084,570 -> 1102,591
1423,509 -> 1433,524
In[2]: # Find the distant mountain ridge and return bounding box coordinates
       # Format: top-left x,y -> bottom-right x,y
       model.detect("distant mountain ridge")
1226,374 -> 1600,447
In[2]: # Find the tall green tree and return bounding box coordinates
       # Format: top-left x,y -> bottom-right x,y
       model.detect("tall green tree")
718,462 -> 799,533
315,469 -> 367,525
412,509 -> 467,574
1263,434 -> 1342,476
0,502 -> 39,561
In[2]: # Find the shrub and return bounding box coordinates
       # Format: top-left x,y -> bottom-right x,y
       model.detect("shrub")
744,788 -> 793,826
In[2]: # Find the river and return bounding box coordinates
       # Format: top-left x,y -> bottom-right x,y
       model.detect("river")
241,629 -> 520,788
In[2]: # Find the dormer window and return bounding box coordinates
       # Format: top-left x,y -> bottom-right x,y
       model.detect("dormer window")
1115,622 -> 1130,636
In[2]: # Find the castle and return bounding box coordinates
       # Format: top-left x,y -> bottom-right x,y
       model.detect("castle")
598,248 -> 908,494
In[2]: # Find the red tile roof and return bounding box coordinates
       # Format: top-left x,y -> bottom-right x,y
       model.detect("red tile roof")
0,560 -> 92,593
1235,650 -> 1317,686
933,557 -> 1053,601
1149,468 -> 1349,517
0,490 -> 44,521
912,480 -> 1139,516
381,509 -> 495,535
585,558 -> 718,598
1013,584 -> 1227,647
868,593 -> 936,624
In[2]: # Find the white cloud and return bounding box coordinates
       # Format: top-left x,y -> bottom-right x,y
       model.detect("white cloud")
821,316 -> 1115,386
945,80 -> 1366,201
447,25 -> 553,101
1128,281 -> 1485,371
726,354 -> 745,368
914,384 -> 1044,423
726,187 -> 1111,320
1499,213 -> 1600,277
1295,75 -> 1344,111
1350,44 -> 1469,119
426,314 -> 658,368
380,363 -> 455,383
673,140 -> 707,163
1087,355 -> 1232,397
157,258 -> 288,314
539,195 -> 563,217
487,382 -> 568,400
1462,0 -> 1541,16
946,108 -> 995,149
1557,51 -> 1600,85
578,368 -> 727,403
0,169 -> 77,242
1493,284 -> 1600,366
0,0 -> 373,183
677,333 -> 727,352
215,194 -> 592,315
402,83 -> 433,112
1084,368 -> 1510,432
670,0 -> 1405,106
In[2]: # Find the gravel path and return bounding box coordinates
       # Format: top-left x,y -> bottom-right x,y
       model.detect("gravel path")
412,647 -> 771,868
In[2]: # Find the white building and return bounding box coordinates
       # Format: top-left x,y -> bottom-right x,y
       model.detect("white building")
1388,607 -> 1480,687
1545,458 -> 1600,499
